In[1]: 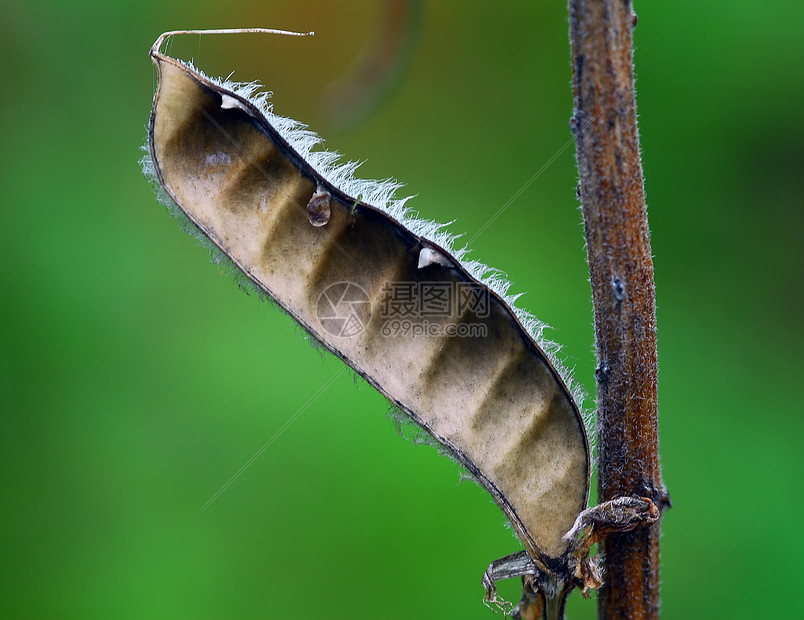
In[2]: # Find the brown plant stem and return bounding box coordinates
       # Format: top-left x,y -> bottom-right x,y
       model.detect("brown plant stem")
567,1 -> 667,619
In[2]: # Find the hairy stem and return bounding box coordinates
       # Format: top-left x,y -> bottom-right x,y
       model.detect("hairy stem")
567,1 -> 666,618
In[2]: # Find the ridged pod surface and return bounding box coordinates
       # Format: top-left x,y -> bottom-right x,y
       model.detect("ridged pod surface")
147,41 -> 589,567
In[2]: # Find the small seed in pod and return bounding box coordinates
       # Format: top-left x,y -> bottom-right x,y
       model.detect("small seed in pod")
307,185 -> 331,227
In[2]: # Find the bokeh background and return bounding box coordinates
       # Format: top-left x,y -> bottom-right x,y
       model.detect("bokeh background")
2,1 -> 802,618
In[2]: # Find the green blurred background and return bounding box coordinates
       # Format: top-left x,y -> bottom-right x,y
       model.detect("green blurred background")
2,0 -> 802,618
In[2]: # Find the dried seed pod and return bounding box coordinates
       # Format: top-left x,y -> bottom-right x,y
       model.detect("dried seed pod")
144,29 -> 591,584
